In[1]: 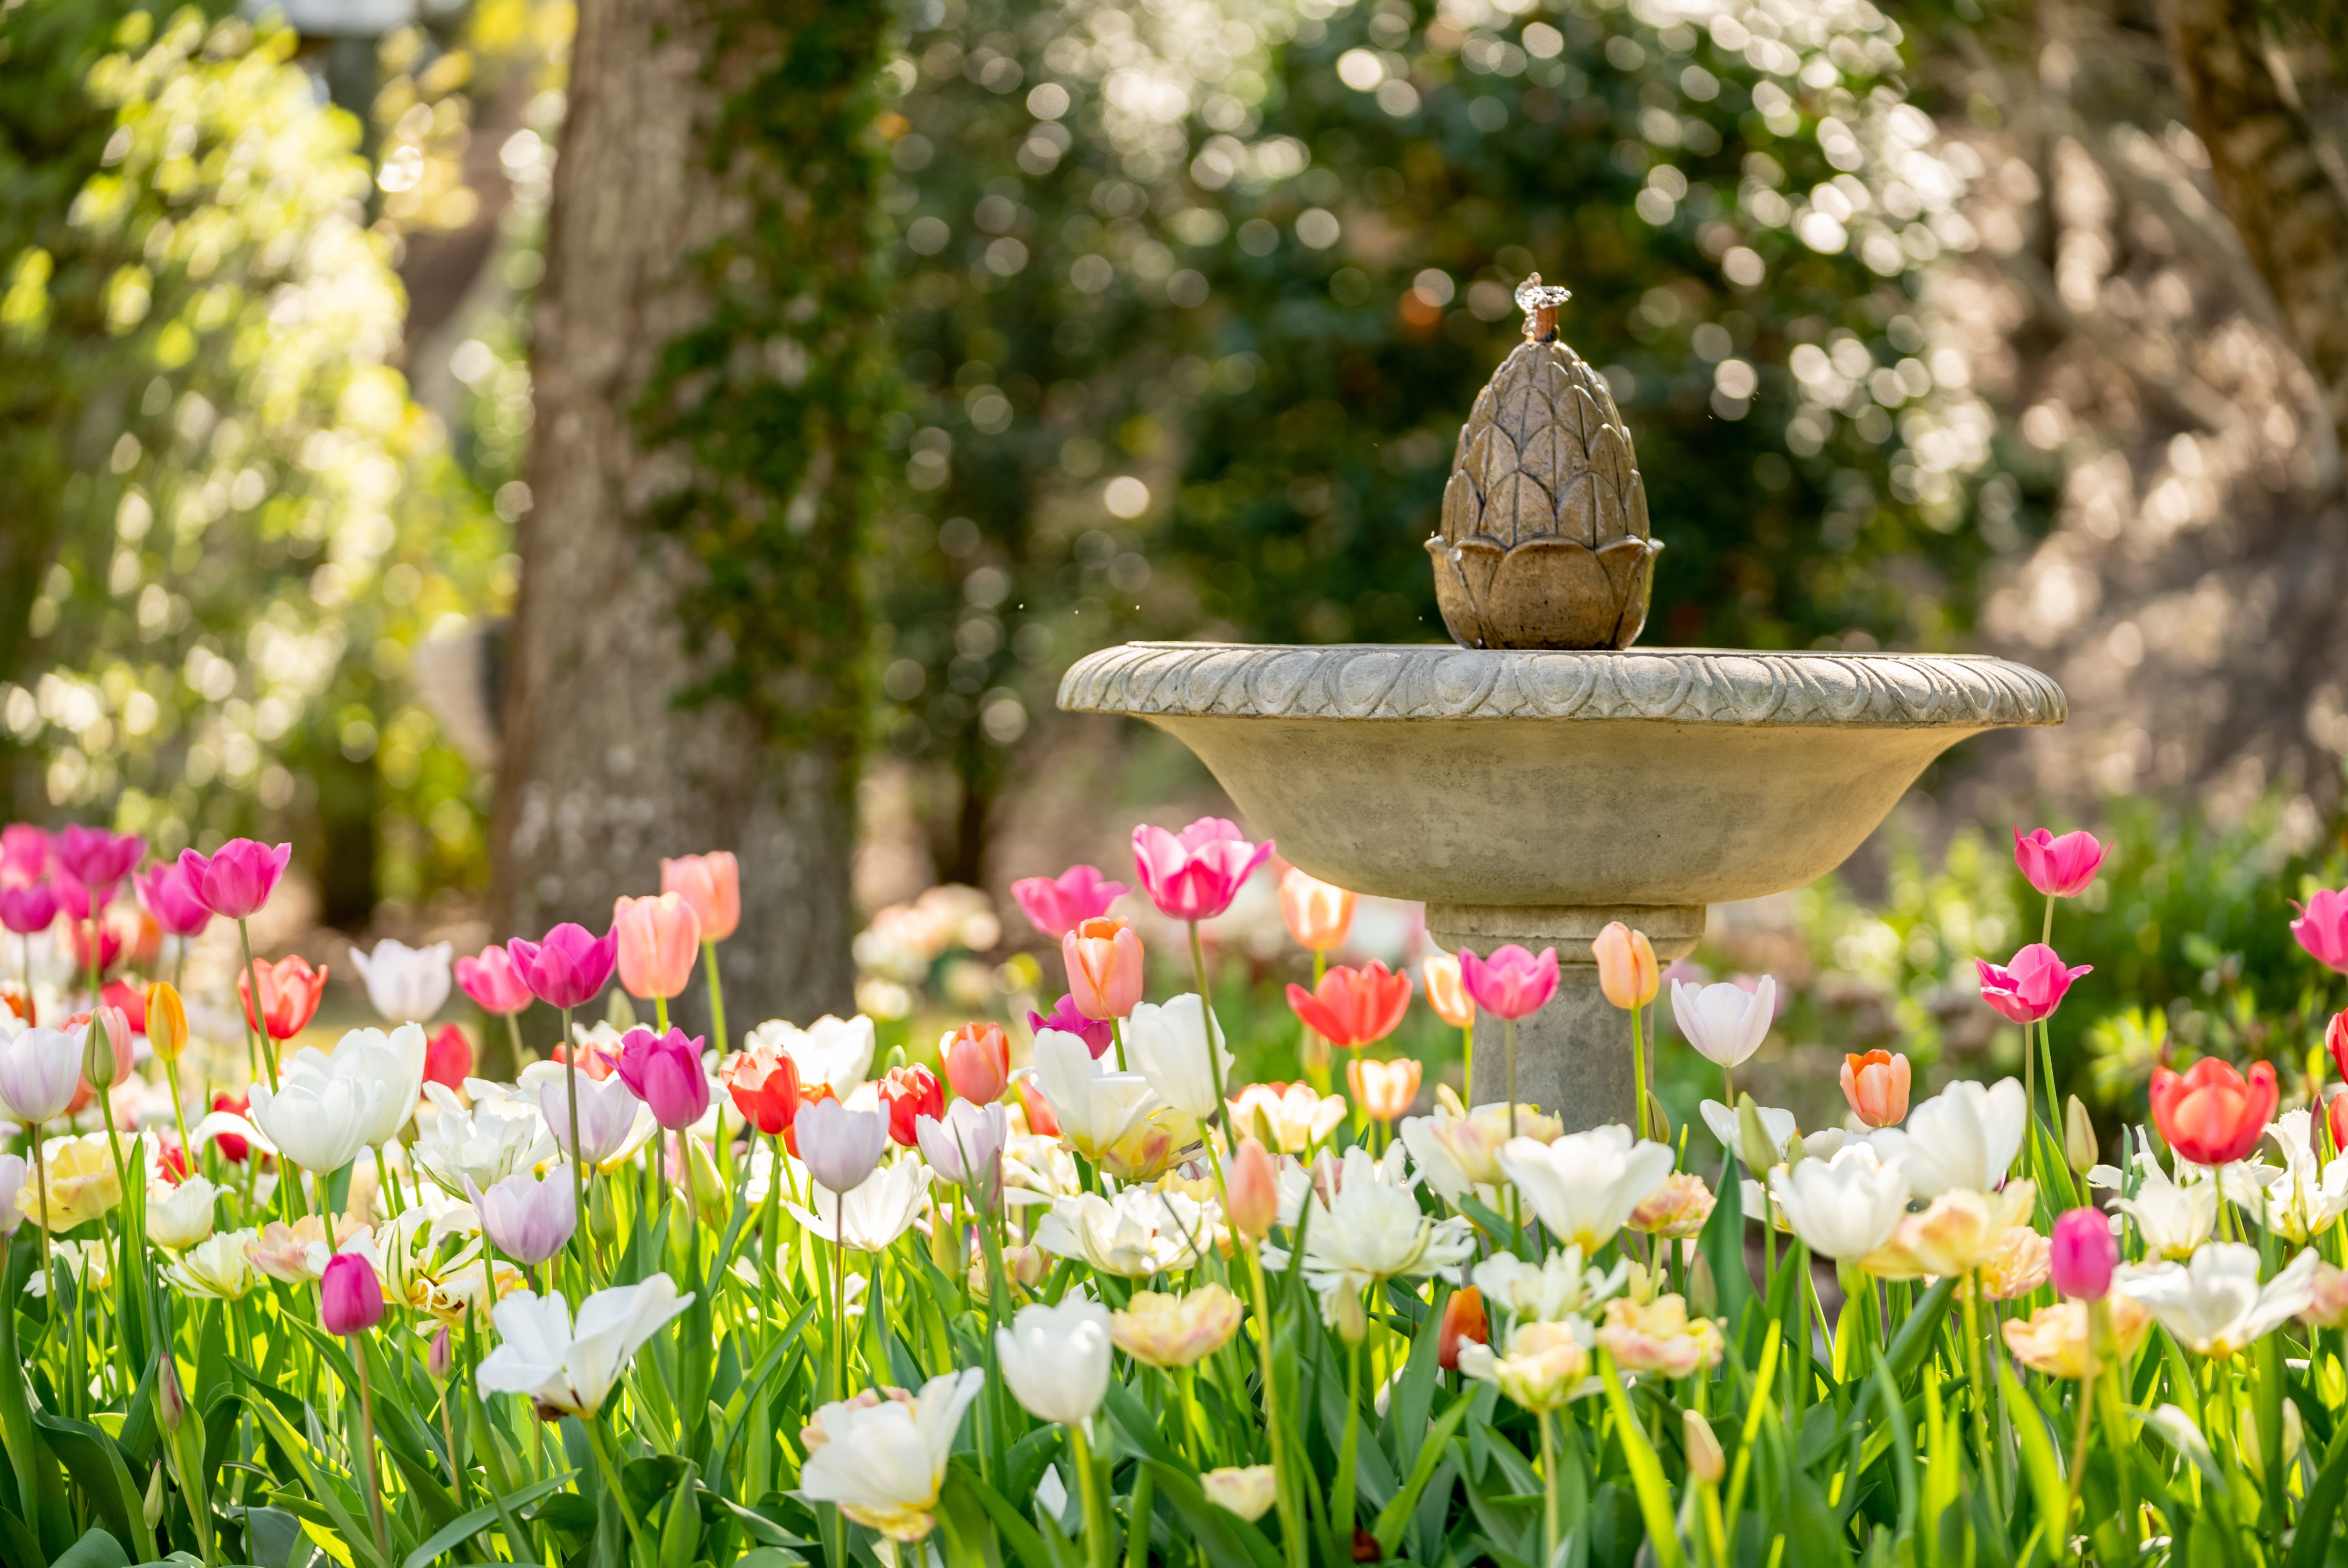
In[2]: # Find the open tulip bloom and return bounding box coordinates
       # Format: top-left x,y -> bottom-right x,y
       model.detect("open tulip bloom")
20,818 -> 2348,1568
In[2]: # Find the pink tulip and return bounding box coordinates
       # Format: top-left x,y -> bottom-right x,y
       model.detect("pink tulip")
1026,995 -> 1111,1060
661,852 -> 741,942
320,1252 -> 384,1335
177,839 -> 291,920
1458,945 -> 1561,1021
1975,943 -> 2092,1025
55,826 -> 143,899
1011,864 -> 1128,939
943,1021 -> 1013,1100
2294,889 -> 2348,974
1063,916 -> 1145,1020
2048,1207 -> 2115,1299
470,1168 -> 576,1265
507,924 -> 619,1010
455,945 -> 534,1015
0,826 -> 50,887
0,883 -> 57,936
2013,827 -> 2105,899
1131,818 -> 1273,922
52,877 -> 91,921
613,893 -> 702,1000
134,862 -> 212,937
614,1025 -> 710,1131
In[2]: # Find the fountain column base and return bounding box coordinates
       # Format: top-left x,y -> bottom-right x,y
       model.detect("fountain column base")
1425,903 -> 1704,1133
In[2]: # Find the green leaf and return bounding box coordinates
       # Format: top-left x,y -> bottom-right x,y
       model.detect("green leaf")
1372,1392 -> 1474,1557
1996,1359 -> 2071,1554
1592,1354 -> 1684,1568
945,1463 -> 1060,1568
34,1410 -> 156,1562
2285,1410 -> 2348,1568
52,1525 -> 131,1568
1697,1153 -> 1755,1329
398,1468 -> 578,1568
656,1462 -> 703,1568
1141,1458 -> 1283,1568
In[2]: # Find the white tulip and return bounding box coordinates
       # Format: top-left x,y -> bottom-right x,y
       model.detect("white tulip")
787,1159 -> 931,1254
2099,1153 -> 2217,1260
347,938 -> 453,1024
915,1100 -> 1008,1205
1471,1247 -> 1627,1324
525,1065 -> 652,1170
1869,1079 -> 2026,1197
414,1082 -> 555,1198
998,1295 -> 1113,1427
163,1228 -> 261,1299
797,1369 -> 987,1542
1670,977 -> 1774,1069
476,1273 -> 696,1418
146,1176 -> 220,1250
1699,1099 -> 1796,1168
1033,1187 -> 1212,1277
745,1014 -> 875,1095
2118,1243 -> 2318,1359
1124,994 -> 1233,1119
248,1055 -> 384,1175
0,1152 -> 22,1237
330,1024 -> 429,1148
2256,1110 -> 2348,1244
1027,1028 -> 1161,1164
1769,1143 -> 1911,1261
1499,1126 -> 1676,1254
1268,1161 -> 1474,1340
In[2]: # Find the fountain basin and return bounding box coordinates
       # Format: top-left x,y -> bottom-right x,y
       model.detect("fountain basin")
1061,642 -> 2066,1127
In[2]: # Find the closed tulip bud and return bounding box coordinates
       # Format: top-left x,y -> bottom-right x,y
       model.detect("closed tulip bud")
1645,1093 -> 1672,1148
1437,1286 -> 1487,1371
2048,1206 -> 2117,1300
1592,922 -> 1659,1009
1227,1136 -> 1279,1244
146,982 -> 189,1064
1683,1410 -> 1726,1484
82,1008 -> 125,1091
1737,1095 -> 1778,1176
144,1462 -> 165,1530
1783,1130 -> 1807,1170
2064,1096 -> 2098,1174
1686,1250 -> 1719,1319
428,1326 -> 454,1381
588,1175 -> 619,1247
320,1252 -> 384,1336
157,1353 -> 186,1431
942,1022 -> 1012,1102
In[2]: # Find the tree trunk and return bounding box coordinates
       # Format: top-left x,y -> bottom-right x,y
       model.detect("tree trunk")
492,0 -> 884,1035
2161,0 -> 2348,460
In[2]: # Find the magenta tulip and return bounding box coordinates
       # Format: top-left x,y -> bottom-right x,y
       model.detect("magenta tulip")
53,877 -> 93,921
1130,817 -> 1273,922
54,826 -> 143,899
177,839 -> 291,920
133,862 -> 212,937
454,945 -> 534,1014
1975,943 -> 2093,1025
614,1025 -> 710,1130
1458,944 -> 1561,1021
320,1252 -> 385,1335
0,826 -> 49,887
1027,994 -> 1113,1059
2294,889 -> 2348,975
0,883 -> 57,936
507,924 -> 619,1010
2048,1206 -> 2116,1299
2013,827 -> 2105,899
1011,864 -> 1128,939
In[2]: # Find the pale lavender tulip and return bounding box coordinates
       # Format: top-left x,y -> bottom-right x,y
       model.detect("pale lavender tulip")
0,1027 -> 83,1125
0,1153 -> 23,1236
471,1168 -> 578,1265
534,1070 -> 646,1168
915,1099 -> 1009,1208
796,1098 -> 888,1194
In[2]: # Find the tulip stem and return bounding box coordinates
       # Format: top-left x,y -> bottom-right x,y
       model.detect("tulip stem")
348,1333 -> 392,1564
502,1010 -> 527,1072
1243,1246 -> 1307,1568
702,941 -> 729,1059
654,994 -> 668,1034
19,932 -> 33,1027
1630,1001 -> 1650,1142
1459,1023 -> 1472,1105
236,917 -> 278,1093
1503,1016 -> 1518,1141
1187,922 -> 1229,1143
558,1007 -> 588,1276
1068,1420 -> 1114,1568
1539,1409 -> 1562,1568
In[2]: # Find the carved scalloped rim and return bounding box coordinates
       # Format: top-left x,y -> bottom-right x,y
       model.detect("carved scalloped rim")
1058,643 -> 2068,728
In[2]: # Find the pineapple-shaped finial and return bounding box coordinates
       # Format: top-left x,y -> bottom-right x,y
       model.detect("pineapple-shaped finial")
1425,273 -> 1662,649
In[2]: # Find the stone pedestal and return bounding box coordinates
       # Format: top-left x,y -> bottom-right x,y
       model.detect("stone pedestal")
1425,903 -> 1702,1129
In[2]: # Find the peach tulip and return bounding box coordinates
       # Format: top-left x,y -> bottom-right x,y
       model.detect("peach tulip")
1278,868 -> 1356,953
1062,916 -> 1144,1021
1840,1050 -> 1911,1128
613,893 -> 701,1001
1592,922 -> 1658,1009
943,1022 -> 1012,1102
1422,952 -> 1475,1030
1347,1056 -> 1423,1122
1226,1136 -> 1279,1243
661,852 -> 740,942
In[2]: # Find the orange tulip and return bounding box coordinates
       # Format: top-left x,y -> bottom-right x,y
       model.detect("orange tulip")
146,980 -> 189,1063
237,955 -> 327,1042
1285,961 -> 1412,1049
661,852 -> 741,942
1592,922 -> 1659,1009
1278,868 -> 1356,953
1437,1286 -> 1488,1370
613,893 -> 702,1000
1347,1055 -> 1423,1122
1840,1050 -> 1911,1128
1063,916 -> 1145,1021
1422,952 -> 1475,1030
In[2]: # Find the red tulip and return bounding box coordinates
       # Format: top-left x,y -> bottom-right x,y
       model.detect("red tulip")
236,955 -> 328,1041
2330,1011 -> 2348,1084
1131,818 -> 1272,922
1285,961 -> 1412,1049
98,977 -> 146,1036
423,1024 -> 474,1091
2329,1092 -> 2348,1161
1974,943 -> 2092,1026
1013,1076 -> 1059,1138
211,1091 -> 252,1162
2150,1058 -> 2277,1167
880,1064 -> 944,1148
2012,827 -> 2106,899
1011,864 -> 1126,940
725,1040 -> 803,1136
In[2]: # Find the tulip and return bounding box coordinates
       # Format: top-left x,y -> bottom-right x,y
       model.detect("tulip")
56,825 -> 143,899
998,1296 -> 1114,1426
0,1153 -> 20,1238
944,1020 -> 1015,1100
1060,917 -> 1144,1023
163,1229 -> 260,1299
21,1134 -> 123,1230
321,1252 -> 385,1335
0,881 -> 57,937
2294,889 -> 2348,973
247,1055 -> 384,1175
2118,1242 -> 2319,1359
176,839 -> 289,920
502,1074 -> 627,1174
1125,994 -> 1234,1118
2050,1206 -> 2116,1299
2004,1296 -> 2154,1378
1130,817 -> 1272,922
1437,1286 -> 1488,1370
1839,1049 -> 1911,1128
476,1274 -> 695,1417
2012,826 -> 2105,899
1672,977 -> 1774,1074
1272,1158 -> 1476,1340
1278,868 -> 1356,952
2150,1058 -> 2277,1168
1034,1188 -> 1212,1277
2064,1095 -> 2099,1173
347,938 -> 454,1024
133,862 -> 210,937
790,1159 -> 931,1252
1473,1250 -> 1628,1325
1,825 -> 49,886
915,1099 -> 1008,1205
238,955 -> 328,1042
454,945 -> 534,1014
1202,1467 -> 1279,1523
1974,943 -> 2092,1025
726,1039 -> 804,1136
246,1215 -> 368,1284
1591,923 -> 1659,1008
1422,952 -> 1475,1029
1456,1321 -> 1593,1413
1347,1055 -> 1422,1122
1013,1077 -> 1060,1138
795,1098 -> 889,1194
70,917 -> 122,978
1500,1126 -> 1676,1254
1771,1143 -> 1910,1260
613,893 -> 701,1003
1011,864 -> 1127,940
661,851 -> 741,941
1286,961 -> 1412,1049
1872,1078 -> 2027,1196
1111,1283 -> 1245,1368
746,1014 -> 876,1096
1597,1294 -> 1725,1378
1683,1411 -> 1726,1484
1023,998 -> 1108,1062
146,1175 -> 219,1250
145,981 -> 189,1064
1863,1183 -> 2038,1280
423,1024 -> 473,1091
507,924 -> 619,1011
797,1370 -> 987,1543
1227,1081 -> 1346,1153
1629,1170 -> 1717,1237
2331,1093 -> 2348,1164
2329,1011 -> 2348,1087
614,1026 -> 710,1131
471,1167 -> 578,1265
329,1023 -> 430,1149
1403,1094 -> 1562,1202
208,1092 -> 254,1163
0,1025 -> 83,1124
880,1064 -> 944,1147
1460,944 -> 1562,1020
80,1007 -> 127,1091
1228,1136 -> 1279,1243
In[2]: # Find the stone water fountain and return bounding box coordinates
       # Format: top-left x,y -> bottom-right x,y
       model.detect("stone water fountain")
1060,278 -> 2066,1129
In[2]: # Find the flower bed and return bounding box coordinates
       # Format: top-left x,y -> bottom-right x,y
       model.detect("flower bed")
2,818 -> 2347,1566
